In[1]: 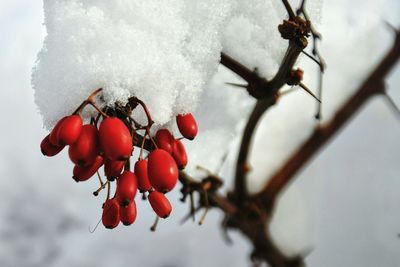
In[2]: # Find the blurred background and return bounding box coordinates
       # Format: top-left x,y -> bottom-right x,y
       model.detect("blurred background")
1,0 -> 400,266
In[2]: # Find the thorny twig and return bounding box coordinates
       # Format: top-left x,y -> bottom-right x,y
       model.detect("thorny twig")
177,1 -> 400,266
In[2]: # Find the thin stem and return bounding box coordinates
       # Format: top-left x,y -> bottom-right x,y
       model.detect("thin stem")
198,188 -> 209,225
282,0 -> 296,20
150,216 -> 160,232
190,192 -> 196,222
88,101 -> 108,118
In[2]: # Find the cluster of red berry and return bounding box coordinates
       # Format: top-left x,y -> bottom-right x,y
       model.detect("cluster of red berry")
40,89 -> 198,230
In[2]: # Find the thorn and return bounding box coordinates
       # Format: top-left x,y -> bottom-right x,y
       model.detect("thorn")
299,83 -> 321,103
180,206 -> 202,225
225,82 -> 248,88
301,50 -> 324,72
383,20 -> 399,34
196,165 -> 213,175
382,92 -> 400,120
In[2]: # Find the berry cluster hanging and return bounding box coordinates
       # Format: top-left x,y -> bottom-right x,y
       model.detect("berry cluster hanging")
40,88 -> 198,229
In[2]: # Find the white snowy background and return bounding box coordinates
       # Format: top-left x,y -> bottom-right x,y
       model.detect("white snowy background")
1,0 -> 400,266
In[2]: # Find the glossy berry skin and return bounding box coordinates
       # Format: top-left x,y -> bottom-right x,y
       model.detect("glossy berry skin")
134,159 -> 152,192
155,129 -> 174,154
148,191 -> 172,219
52,115 -> 83,146
40,134 -> 65,156
68,124 -> 99,167
102,198 -> 120,229
104,159 -> 125,181
72,155 -> 104,182
148,149 -> 178,193
172,139 -> 188,169
99,117 -> 132,161
116,171 -> 138,206
120,201 -> 137,225
49,117 -> 67,145
176,113 -> 198,140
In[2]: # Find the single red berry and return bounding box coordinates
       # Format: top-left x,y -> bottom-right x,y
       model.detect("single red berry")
40,134 -> 65,156
102,198 -> 120,229
148,191 -> 172,219
172,139 -> 188,169
116,171 -> 138,207
104,159 -> 125,181
120,201 -> 137,226
148,149 -> 178,193
68,124 -> 99,167
155,129 -> 174,154
49,117 -> 67,145
99,117 -> 132,161
72,155 -> 104,182
134,159 -> 152,192
52,115 -> 83,146
176,113 -> 198,140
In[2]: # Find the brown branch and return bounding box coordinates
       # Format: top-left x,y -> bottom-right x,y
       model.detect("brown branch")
234,97 -> 277,203
222,16 -> 310,205
255,29 -> 400,211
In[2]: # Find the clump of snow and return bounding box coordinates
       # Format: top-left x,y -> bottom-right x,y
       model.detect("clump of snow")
32,0 -> 232,129
32,0 -> 325,130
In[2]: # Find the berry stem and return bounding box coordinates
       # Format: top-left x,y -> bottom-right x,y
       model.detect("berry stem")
132,97 -> 154,128
150,216 -> 160,232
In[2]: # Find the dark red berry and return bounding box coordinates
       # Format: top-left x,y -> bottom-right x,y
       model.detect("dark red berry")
155,129 -> 174,154
40,134 -> 65,156
172,139 -> 188,169
52,115 -> 83,146
176,113 -> 198,140
102,198 -> 120,229
104,159 -> 125,181
120,201 -> 137,225
72,155 -> 104,182
116,171 -> 138,206
148,149 -> 178,193
134,159 -> 152,192
148,191 -> 172,218
99,117 -> 132,161
49,117 -> 67,145
68,124 -> 99,166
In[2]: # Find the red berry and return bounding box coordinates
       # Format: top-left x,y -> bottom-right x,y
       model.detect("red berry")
148,149 -> 178,193
72,155 -> 104,182
134,159 -> 152,192
172,139 -> 188,169
40,134 -> 65,156
120,201 -> 137,226
155,129 -> 174,154
68,124 -> 99,166
116,171 -> 138,206
176,113 -> 198,140
148,191 -> 172,219
102,198 -> 120,229
49,117 -> 67,145
99,117 -> 132,161
104,159 -> 125,181
52,115 -> 83,146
